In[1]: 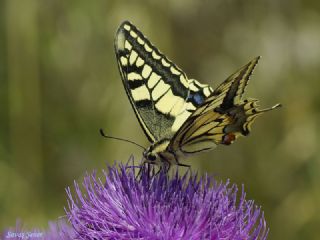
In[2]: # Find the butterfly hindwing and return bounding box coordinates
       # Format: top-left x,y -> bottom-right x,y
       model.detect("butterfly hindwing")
192,57 -> 261,117
115,21 -> 213,142
169,57 -> 281,156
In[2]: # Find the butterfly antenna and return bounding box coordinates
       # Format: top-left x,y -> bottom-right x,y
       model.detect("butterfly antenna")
99,129 -> 146,151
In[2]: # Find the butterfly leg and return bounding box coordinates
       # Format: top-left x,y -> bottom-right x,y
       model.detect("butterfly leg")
176,162 -> 192,179
177,163 -> 191,168
136,161 -> 150,180
152,162 -> 170,176
154,166 -> 162,177
135,165 -> 144,180
172,151 -> 190,169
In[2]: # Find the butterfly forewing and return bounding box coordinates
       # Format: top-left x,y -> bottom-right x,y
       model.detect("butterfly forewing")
115,21 -> 213,142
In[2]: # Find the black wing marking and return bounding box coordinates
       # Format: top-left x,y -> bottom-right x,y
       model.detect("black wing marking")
115,21 -> 212,142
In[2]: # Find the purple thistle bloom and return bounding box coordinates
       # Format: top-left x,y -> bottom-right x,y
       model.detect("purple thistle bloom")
45,220 -> 75,239
66,159 -> 268,240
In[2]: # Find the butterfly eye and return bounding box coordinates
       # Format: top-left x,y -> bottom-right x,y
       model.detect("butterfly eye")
147,154 -> 157,161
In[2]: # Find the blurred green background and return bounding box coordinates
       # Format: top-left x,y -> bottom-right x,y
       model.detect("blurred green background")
0,0 -> 319,239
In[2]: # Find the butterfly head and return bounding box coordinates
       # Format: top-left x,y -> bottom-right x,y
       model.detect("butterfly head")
143,146 -> 162,164
143,150 -> 159,163
143,139 -> 171,164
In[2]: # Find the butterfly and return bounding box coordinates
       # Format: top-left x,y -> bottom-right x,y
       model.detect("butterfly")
114,20 -> 281,168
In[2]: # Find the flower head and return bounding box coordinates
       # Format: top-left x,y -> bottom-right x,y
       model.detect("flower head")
45,220 -> 75,239
66,159 -> 268,240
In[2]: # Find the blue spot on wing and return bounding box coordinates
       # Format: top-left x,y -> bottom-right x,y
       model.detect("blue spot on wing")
188,92 -> 205,106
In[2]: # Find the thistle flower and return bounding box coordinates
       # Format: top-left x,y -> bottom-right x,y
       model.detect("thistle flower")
66,159 -> 268,240
45,220 -> 75,239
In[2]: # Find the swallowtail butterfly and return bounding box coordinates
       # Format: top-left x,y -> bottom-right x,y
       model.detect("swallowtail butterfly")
114,21 -> 281,167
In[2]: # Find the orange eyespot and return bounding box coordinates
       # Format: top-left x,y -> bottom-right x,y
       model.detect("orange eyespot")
222,133 -> 236,145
